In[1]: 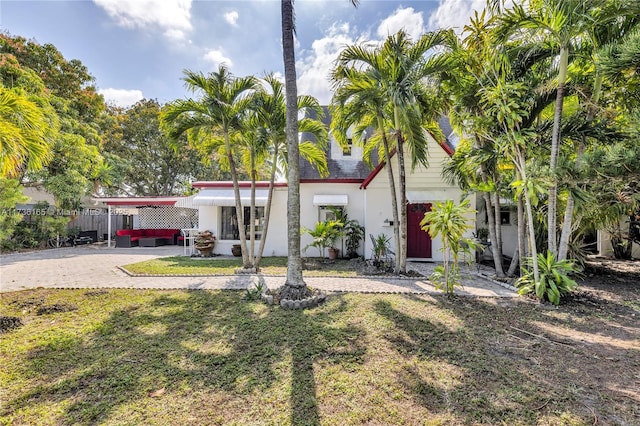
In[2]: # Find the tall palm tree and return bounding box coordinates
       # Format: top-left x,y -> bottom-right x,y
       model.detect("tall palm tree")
161,65 -> 258,268
500,0 -> 639,258
0,87 -> 57,178
330,66 -> 402,273
250,74 -> 328,271
334,29 -> 452,273
280,0 -> 358,299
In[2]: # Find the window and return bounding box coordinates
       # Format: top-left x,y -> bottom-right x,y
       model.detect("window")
500,208 -> 511,225
220,206 -> 265,240
342,138 -> 352,156
319,206 -> 344,222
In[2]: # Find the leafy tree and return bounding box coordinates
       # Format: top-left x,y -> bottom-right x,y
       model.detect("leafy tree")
103,99 -> 206,196
421,199 -> 476,295
162,65 -> 258,268
250,74 -> 328,270
0,178 -> 27,251
0,87 -> 57,178
279,0 -> 358,300
333,29 -> 452,273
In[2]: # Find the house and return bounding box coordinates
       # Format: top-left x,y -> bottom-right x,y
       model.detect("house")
192,114 -> 475,261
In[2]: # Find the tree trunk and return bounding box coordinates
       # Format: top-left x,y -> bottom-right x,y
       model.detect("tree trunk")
517,192 -> 526,276
493,193 -> 503,252
507,246 -> 519,277
281,0 -> 309,299
225,131 -> 249,267
249,161 -> 256,266
394,107 -> 407,273
255,144 -> 279,270
548,46 -> 568,256
378,115 -> 401,273
483,192 -> 505,277
516,154 -> 539,283
557,193 -> 574,261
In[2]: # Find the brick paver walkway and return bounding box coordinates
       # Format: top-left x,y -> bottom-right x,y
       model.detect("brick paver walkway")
0,245 -> 516,297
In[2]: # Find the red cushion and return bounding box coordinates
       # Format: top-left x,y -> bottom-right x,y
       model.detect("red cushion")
116,229 -> 133,237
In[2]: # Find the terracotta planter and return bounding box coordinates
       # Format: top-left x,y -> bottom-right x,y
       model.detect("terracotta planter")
197,247 -> 214,257
328,247 -> 339,260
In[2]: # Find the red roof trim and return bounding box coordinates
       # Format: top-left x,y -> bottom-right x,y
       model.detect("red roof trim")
104,200 -> 177,206
300,178 -> 364,184
192,181 -> 287,189
439,141 -> 454,156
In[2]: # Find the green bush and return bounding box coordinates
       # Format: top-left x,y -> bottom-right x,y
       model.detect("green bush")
516,251 -> 579,305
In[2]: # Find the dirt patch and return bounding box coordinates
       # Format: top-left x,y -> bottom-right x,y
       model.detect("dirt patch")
36,303 -> 78,315
0,316 -> 23,333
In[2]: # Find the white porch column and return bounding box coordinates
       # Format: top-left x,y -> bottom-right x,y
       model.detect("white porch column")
108,205 -> 112,248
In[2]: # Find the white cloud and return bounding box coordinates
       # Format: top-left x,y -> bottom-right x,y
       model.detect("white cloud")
99,88 -> 144,107
377,7 -> 425,40
203,49 -> 233,68
224,11 -> 239,27
93,0 -> 192,40
427,0 -> 488,33
297,23 -> 355,105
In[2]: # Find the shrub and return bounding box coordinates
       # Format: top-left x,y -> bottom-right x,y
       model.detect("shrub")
516,251 -> 578,305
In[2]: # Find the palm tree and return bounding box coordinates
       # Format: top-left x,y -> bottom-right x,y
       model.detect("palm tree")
0,87 -> 57,178
280,0 -> 358,299
161,65 -> 258,268
330,66 -> 402,273
499,0 -> 639,258
334,29 -> 452,273
250,74 -> 328,271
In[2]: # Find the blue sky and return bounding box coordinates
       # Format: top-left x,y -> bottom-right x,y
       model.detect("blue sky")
2,0 -> 486,107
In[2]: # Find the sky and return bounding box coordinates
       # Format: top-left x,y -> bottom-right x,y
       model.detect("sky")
1,0 -> 488,108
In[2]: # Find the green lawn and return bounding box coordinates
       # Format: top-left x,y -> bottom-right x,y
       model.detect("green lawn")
122,256 -> 360,277
1,288 -> 637,425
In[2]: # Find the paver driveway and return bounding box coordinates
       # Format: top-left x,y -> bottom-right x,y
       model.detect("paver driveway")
0,244 -> 517,297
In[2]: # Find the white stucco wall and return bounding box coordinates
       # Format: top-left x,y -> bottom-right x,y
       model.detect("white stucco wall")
598,228 -> 640,259
299,182 -> 366,257
197,187 -> 289,256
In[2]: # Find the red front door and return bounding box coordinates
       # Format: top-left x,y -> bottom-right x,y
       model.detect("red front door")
407,203 -> 432,258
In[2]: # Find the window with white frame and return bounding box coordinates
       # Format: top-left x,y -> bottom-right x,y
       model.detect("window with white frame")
220,206 -> 265,240
319,205 -> 344,222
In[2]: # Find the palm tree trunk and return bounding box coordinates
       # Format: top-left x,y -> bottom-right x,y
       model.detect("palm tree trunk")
377,115 -> 401,273
394,107 -> 407,274
557,193 -> 574,261
548,46 -> 569,256
517,192 -> 526,276
281,0 -> 308,298
225,132 -> 249,267
483,192 -> 505,277
516,153 -> 539,283
255,145 -> 279,270
249,162 -> 256,266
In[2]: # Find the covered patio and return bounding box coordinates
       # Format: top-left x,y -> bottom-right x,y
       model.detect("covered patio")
92,196 -> 198,248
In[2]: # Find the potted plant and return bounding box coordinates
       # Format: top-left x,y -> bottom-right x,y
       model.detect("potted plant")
303,220 -> 343,259
344,219 -> 365,259
194,230 -> 216,257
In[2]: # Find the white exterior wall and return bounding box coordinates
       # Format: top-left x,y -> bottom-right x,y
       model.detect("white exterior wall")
364,137 -> 476,261
197,187 -> 289,256
598,228 -> 640,259
299,182 -> 366,257
475,200 -> 518,258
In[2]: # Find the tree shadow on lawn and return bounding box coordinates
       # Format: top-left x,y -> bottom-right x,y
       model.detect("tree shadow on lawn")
5,290 -> 366,425
374,295 -> 639,425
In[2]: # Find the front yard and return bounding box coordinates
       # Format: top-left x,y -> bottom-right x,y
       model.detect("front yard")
1,263 -> 638,425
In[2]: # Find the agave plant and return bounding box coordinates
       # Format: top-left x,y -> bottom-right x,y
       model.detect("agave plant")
516,251 -> 579,305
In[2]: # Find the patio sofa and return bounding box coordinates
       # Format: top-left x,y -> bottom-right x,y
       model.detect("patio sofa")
115,228 -> 180,248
